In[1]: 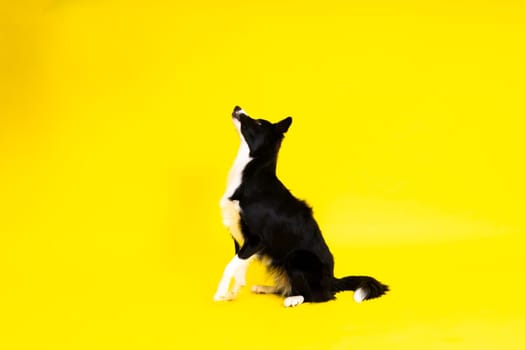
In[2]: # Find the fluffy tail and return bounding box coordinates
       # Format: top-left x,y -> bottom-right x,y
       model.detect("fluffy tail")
332,276 -> 389,302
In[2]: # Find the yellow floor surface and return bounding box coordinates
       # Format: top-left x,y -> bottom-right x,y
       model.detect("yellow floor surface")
2,1 -> 525,349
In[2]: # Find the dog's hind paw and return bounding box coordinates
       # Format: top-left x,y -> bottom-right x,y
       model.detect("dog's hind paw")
284,295 -> 304,307
213,291 -> 237,302
252,285 -> 278,294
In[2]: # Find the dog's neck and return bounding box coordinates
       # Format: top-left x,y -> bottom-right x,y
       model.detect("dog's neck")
223,136 -> 252,199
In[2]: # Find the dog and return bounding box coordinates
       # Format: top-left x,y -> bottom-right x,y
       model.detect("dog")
214,106 -> 388,307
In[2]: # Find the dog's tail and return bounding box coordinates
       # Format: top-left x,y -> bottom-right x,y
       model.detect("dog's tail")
332,276 -> 389,302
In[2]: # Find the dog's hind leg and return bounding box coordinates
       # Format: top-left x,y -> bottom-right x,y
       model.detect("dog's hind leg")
252,266 -> 292,296
251,285 -> 280,294
281,271 -> 311,307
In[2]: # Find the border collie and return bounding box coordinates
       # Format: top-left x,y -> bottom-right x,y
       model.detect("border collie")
214,106 -> 388,307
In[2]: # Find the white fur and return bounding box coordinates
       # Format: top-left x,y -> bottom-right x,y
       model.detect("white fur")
284,295 -> 304,307
353,287 -> 367,303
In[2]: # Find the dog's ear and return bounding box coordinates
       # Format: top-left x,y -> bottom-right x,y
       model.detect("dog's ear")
275,116 -> 292,134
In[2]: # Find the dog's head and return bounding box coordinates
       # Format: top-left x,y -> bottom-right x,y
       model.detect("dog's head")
231,106 -> 292,158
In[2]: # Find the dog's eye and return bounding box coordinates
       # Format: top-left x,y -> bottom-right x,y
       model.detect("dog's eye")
256,120 -> 262,126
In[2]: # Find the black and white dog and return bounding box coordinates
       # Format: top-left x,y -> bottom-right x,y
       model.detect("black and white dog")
214,106 -> 388,307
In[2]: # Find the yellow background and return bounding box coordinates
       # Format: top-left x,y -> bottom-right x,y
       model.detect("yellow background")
1,0 -> 524,348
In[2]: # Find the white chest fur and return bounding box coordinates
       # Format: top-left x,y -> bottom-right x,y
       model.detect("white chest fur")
220,131 -> 251,245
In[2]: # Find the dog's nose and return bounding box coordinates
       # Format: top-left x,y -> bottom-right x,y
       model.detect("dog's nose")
232,106 -> 245,119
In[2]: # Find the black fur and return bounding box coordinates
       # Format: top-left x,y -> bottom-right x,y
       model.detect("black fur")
228,106 -> 388,303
